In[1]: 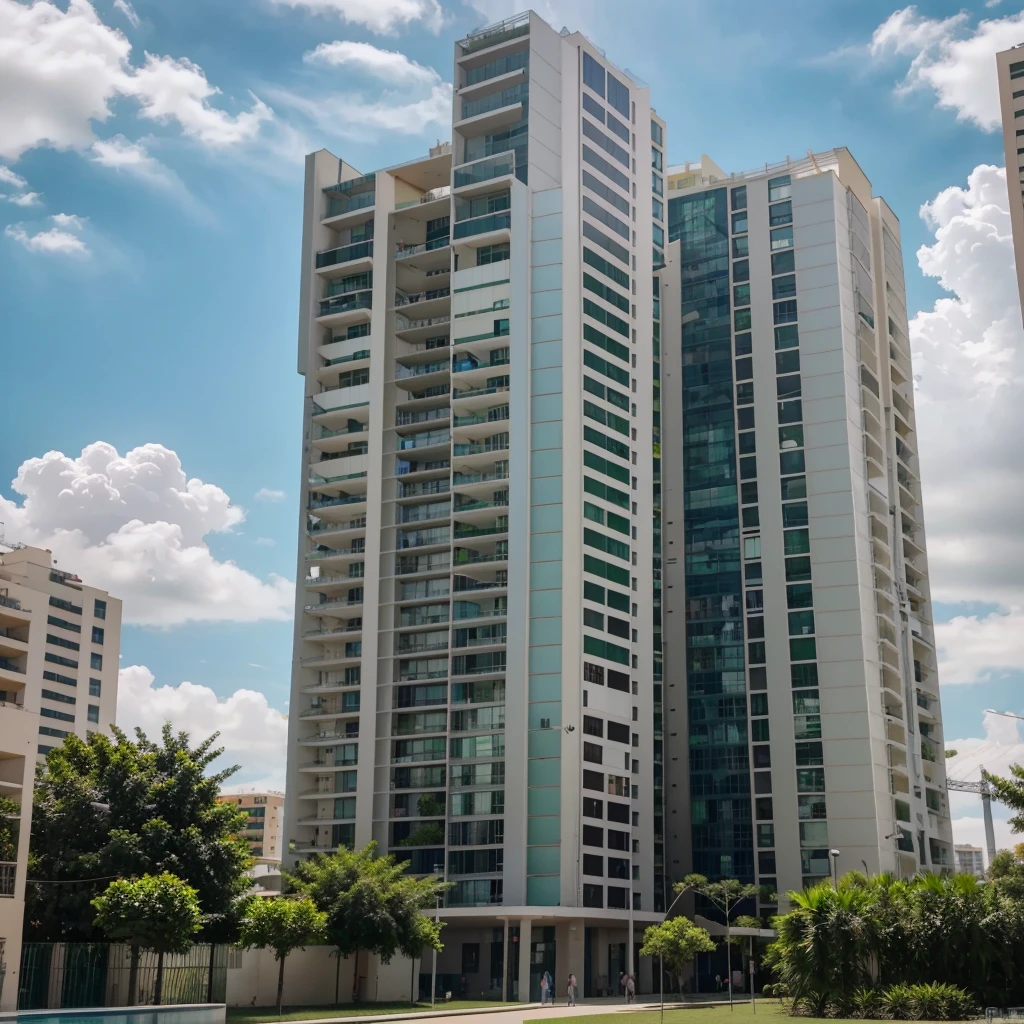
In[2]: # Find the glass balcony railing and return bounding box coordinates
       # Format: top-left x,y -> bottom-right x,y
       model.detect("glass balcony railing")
319,293 -> 372,318
0,658 -> 25,675
396,314 -> 451,333
453,153 -> 517,190
316,240 -> 373,269
396,361 -> 449,381
460,15 -> 530,58
461,83 -> 529,121
453,211 -> 512,240
324,191 -> 375,219
395,288 -> 450,308
395,238 -> 450,260
397,408 -> 449,427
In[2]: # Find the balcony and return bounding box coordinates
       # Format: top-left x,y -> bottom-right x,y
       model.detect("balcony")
318,293 -> 373,329
312,382 -> 371,418
452,211 -> 512,241
0,657 -> 26,685
394,238 -> 451,273
323,190 -> 375,222
453,153 -> 517,195
395,186 -> 451,211
395,313 -> 452,344
303,624 -> 363,644
394,288 -> 451,317
316,240 -> 373,273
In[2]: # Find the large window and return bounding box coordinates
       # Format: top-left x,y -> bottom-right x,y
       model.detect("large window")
583,52 -> 605,97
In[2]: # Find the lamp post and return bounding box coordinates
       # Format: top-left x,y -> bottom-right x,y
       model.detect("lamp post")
431,862 -> 444,1005
659,886 -> 689,1024
829,849 -> 840,889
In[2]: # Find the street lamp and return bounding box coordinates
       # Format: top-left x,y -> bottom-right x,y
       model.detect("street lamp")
829,850 -> 840,889
659,886 -> 690,1024
431,862 -> 444,1006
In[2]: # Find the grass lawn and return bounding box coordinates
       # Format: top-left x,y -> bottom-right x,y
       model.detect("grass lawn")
225,1001 -> 507,1024
548,1002 -> 954,1024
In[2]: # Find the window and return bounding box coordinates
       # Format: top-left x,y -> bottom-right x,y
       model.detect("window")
787,584 -> 813,608
789,610 -> 815,635
758,824 -> 775,848
734,308 -> 752,332
771,250 -> 795,275
734,283 -> 750,306
584,715 -> 604,737
462,944 -> 480,974
39,726 -> 69,739
778,399 -> 802,423
583,853 -> 604,876
770,226 -> 793,250
784,529 -> 810,555
776,349 -> 800,374
583,797 -> 603,818
731,186 -> 747,211
90,652 -> 103,671
607,73 -> 630,118
791,663 -> 819,688
93,599 -> 107,620
583,52 -> 605,97
781,476 -> 807,500
583,742 -> 603,764
732,212 -> 748,234
88,704 -> 100,724
47,634 -> 79,651
651,145 -> 663,171
583,884 -> 604,908
774,300 -> 798,324
772,274 -> 797,299
41,707 -> 75,723
755,797 -> 773,820
795,741 -> 824,766
768,175 -> 791,201
733,259 -> 749,283
769,200 -> 793,226
651,120 -> 663,146
779,425 -> 804,451
780,450 -> 806,475
41,689 -> 76,705
798,794 -> 827,820
583,662 -> 605,686
732,236 -> 749,258
91,626 -> 104,645
797,768 -> 826,792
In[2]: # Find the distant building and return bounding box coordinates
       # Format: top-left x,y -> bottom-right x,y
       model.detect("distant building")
954,844 -> 984,878
219,790 -> 285,862
996,45 -> 1024,323
0,543 -> 122,1009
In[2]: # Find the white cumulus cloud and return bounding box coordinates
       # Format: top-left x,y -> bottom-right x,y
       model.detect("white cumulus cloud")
90,134 -> 189,197
117,665 -> 288,788
869,5 -> 1024,129
266,0 -> 446,35
0,165 -> 27,189
0,0 -> 273,161
5,222 -> 88,255
304,40 -> 438,85
0,442 -> 294,627
7,191 -> 41,206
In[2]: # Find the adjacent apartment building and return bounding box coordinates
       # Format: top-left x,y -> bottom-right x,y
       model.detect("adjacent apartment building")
219,790 -> 285,861
284,10 -> 669,999
660,150 -> 953,907
996,45 -> 1024,323
0,543 -> 121,1008
954,844 -> 985,879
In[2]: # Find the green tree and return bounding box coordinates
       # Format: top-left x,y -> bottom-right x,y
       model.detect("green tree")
28,725 -> 252,943
0,794 -> 21,862
92,873 -> 203,1005
239,898 -> 327,1015
289,843 -> 447,1002
986,764 -> 1024,833
640,915 -> 715,1001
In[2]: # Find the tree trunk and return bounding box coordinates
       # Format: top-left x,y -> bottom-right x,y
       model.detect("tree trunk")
207,942 -> 216,1004
155,950 -> 165,1006
678,971 -> 684,1004
335,949 -> 341,1005
128,945 -> 140,1005
351,948 -> 360,1002
277,954 -> 286,1016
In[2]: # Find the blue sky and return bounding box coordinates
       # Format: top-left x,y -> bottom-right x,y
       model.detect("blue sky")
1,0 -> 1023,846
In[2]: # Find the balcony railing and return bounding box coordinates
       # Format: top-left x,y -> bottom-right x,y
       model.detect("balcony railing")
459,12 -> 529,55
395,187 -> 452,209
453,211 -> 512,240
308,494 -> 367,511
0,595 -> 22,611
397,408 -> 450,427
0,658 -> 25,675
324,191 -> 375,218
395,238 -> 450,260
396,362 -> 449,381
319,293 -> 372,318
396,314 -> 451,333
0,861 -> 14,897
395,288 -> 450,308
316,240 -> 373,269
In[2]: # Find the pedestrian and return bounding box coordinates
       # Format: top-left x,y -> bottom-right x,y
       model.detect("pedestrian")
626,974 -> 635,1004
716,973 -> 722,993
567,974 -> 577,1006
540,973 -> 549,1005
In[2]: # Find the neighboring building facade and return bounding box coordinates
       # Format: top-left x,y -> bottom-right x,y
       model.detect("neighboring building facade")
284,10 -> 667,999
219,790 -> 285,861
0,545 -> 120,759
997,45 -> 1024,324
0,544 -> 121,1008
954,844 -> 984,878
660,149 -> 953,910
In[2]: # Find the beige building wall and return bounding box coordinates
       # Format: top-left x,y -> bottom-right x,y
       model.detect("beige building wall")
997,45 -> 1024,324
219,790 -> 285,861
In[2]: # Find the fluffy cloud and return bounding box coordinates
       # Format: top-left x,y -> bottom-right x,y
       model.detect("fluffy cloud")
89,134 -> 187,195
7,191 -> 41,206
0,0 -> 272,161
869,5 -> 1024,129
304,40 -> 438,85
266,0 -> 445,35
5,218 -> 88,255
0,166 -> 27,189
117,665 -> 288,788
0,442 -> 294,627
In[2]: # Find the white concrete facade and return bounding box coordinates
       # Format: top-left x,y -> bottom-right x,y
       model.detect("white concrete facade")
284,10 -> 666,1000
997,45 -> 1024,324
953,844 -> 984,879
661,150 -> 952,909
0,544 -> 122,1008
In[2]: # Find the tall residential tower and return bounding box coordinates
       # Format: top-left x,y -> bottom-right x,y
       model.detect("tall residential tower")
660,150 -> 952,908
997,44 -> 1024,323
284,11 -> 667,999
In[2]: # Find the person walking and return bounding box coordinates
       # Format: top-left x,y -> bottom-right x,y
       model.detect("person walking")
715,973 -> 722,993
540,973 -> 549,1005
567,974 -> 577,1006
625,974 -> 635,1004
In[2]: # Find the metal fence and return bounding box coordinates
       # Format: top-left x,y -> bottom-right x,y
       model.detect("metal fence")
18,943 -> 228,1010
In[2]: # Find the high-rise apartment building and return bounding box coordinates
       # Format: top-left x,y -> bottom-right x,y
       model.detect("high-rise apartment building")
219,790 -> 285,861
285,10 -> 668,998
660,149 -> 952,908
954,844 -> 984,879
996,45 -> 1024,323
0,544 -> 121,1008
0,545 -> 120,758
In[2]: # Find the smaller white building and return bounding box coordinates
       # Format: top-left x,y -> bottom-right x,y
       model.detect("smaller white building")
954,844 -> 984,879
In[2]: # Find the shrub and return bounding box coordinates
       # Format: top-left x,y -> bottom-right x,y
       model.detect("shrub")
904,983 -> 978,1021
851,988 -> 882,1020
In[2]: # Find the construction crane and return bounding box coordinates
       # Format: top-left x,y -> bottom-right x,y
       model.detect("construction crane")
945,708 -> 1023,866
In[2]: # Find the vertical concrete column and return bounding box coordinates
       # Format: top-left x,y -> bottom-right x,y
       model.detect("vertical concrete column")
518,917 -> 533,1002
554,919 -> 585,1003
501,918 -> 510,1002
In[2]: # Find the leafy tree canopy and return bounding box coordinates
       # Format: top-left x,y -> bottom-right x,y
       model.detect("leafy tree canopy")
985,763 -> 1024,834
92,872 -> 203,955
639,915 -> 715,976
28,725 -> 252,942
